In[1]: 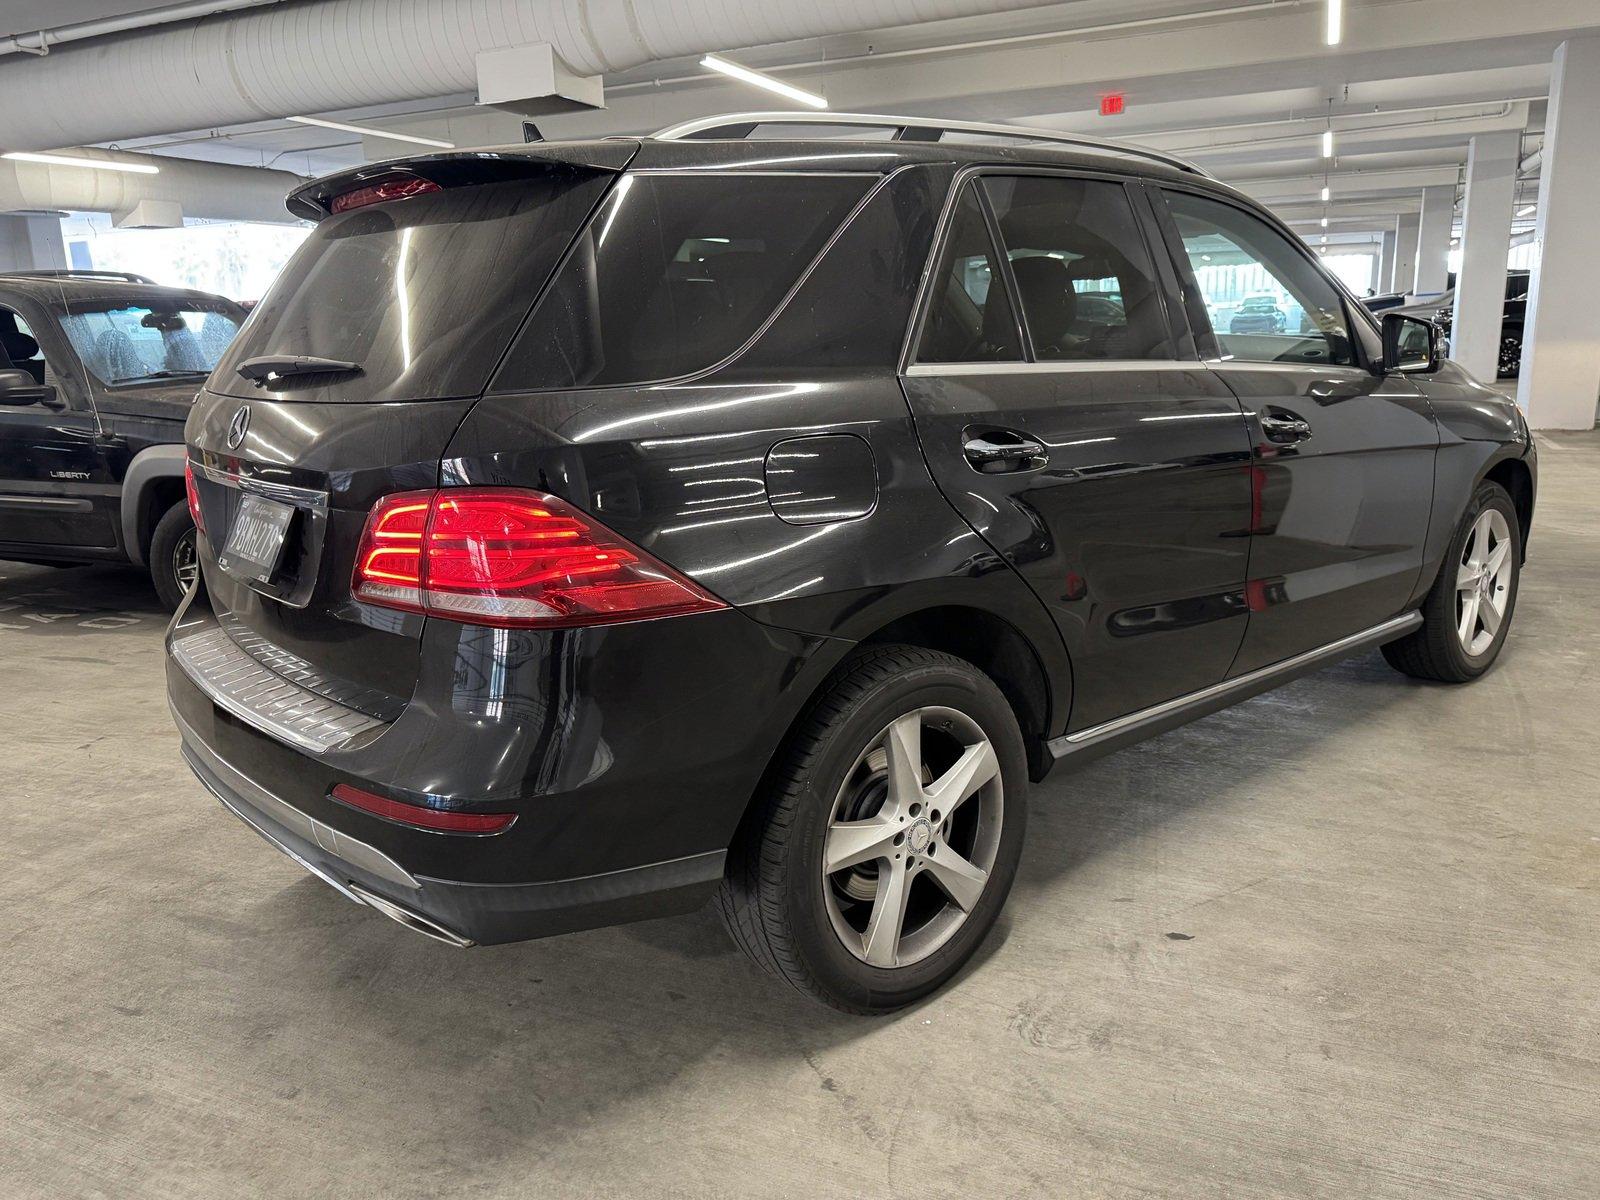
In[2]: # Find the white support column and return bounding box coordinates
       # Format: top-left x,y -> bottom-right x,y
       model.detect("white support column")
1379,228 -> 1398,292
1415,185 -> 1455,294
1519,35 -> 1600,430
1392,214 -> 1420,296
1452,130 -> 1521,380
0,215 -> 66,272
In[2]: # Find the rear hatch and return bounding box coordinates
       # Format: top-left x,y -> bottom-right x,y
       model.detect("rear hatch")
187,143 -> 633,708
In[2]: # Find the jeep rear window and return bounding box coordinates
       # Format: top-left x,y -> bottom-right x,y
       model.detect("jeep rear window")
492,173 -> 873,390
208,171 -> 611,402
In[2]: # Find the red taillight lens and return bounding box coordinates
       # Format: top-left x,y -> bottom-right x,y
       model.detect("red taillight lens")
351,488 -> 725,629
330,783 -> 516,835
330,177 -> 441,214
184,459 -> 205,534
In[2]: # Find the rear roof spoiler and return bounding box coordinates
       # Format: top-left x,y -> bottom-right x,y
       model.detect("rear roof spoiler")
286,140 -> 639,221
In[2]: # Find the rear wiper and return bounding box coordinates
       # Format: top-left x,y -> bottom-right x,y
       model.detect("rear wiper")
236,354 -> 362,386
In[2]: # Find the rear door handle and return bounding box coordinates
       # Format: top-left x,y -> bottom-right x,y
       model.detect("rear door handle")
963,431 -> 1049,473
1260,411 -> 1313,444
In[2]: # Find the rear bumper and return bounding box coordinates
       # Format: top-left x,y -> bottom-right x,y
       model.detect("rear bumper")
165,592 -> 845,946
175,703 -> 724,945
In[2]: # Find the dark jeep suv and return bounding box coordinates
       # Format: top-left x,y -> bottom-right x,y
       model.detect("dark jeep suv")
167,114 -> 1536,1013
0,271 -> 245,607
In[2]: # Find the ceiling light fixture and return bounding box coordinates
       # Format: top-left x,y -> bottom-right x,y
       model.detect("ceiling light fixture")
287,115 -> 455,148
701,54 -> 827,109
1517,204 -> 1536,217
1325,0 -> 1344,46
1321,217 -> 1329,228
1322,128 -> 1335,158
1321,185 -> 1331,202
2,150 -> 159,174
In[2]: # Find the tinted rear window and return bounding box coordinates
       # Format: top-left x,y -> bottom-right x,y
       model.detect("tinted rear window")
492,173 -> 873,390
210,172 -> 610,402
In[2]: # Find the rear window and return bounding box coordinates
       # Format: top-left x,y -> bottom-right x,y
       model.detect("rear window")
210,172 -> 611,402
493,173 -> 873,390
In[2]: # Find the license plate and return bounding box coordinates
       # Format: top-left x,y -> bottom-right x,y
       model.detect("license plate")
218,494 -> 296,584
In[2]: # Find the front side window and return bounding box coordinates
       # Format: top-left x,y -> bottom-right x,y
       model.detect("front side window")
1163,190 -> 1355,367
56,300 -> 242,385
982,175 -> 1172,361
494,173 -> 872,390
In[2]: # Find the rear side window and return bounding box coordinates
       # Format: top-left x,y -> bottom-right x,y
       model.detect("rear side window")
495,173 -> 873,390
982,175 -> 1173,361
210,172 -> 610,402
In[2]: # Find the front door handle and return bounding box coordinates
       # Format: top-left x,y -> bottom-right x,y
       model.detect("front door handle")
963,431 -> 1049,473
1260,411 -> 1313,444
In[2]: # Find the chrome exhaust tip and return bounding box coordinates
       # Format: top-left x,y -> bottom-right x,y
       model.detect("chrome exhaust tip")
346,883 -> 475,948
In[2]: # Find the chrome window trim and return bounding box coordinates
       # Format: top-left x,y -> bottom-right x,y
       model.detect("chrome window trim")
904,360 -> 1209,377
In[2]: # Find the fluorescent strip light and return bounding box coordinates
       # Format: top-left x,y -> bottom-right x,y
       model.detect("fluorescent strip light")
1326,0 -> 1344,46
701,54 -> 827,109
1321,129 -> 1335,157
1321,217 -> 1329,228
3,150 -> 158,175
1517,204 -> 1536,217
1321,185 -> 1331,202
287,115 -> 454,149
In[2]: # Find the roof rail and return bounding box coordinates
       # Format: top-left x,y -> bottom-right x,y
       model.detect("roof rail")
1,269 -> 158,284
653,112 -> 1211,179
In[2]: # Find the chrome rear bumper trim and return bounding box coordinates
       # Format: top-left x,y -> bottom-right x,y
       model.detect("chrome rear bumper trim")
171,626 -> 388,754
177,714 -> 420,892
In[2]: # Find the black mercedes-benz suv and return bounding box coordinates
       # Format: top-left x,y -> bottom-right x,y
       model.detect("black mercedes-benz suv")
0,271 -> 245,607
167,114 -> 1536,1013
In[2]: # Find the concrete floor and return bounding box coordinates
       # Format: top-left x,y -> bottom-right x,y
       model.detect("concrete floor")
3,432 -> 1598,1200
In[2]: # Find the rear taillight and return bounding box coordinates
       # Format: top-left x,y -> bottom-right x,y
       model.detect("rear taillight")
330,177 -> 441,214
184,459 -> 205,534
351,488 -> 725,629
330,783 -> 515,835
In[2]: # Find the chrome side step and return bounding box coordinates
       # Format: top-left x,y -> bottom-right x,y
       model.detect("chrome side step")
1048,612 -> 1423,765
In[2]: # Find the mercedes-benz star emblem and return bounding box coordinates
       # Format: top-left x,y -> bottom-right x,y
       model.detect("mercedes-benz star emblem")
226,406 -> 251,450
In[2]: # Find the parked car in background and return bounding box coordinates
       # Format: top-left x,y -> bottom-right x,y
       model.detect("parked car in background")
1362,271 -> 1529,378
167,114 -> 1536,1013
1229,294 -> 1287,333
0,270 -> 247,607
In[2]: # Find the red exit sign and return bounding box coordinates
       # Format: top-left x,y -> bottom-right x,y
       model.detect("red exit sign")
1099,93 -> 1126,117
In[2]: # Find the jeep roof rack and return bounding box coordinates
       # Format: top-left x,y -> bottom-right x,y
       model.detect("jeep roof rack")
0,269 -> 158,285
652,112 -> 1212,179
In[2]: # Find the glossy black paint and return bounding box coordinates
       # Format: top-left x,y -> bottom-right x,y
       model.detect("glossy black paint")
0,277 -> 245,567
170,133 -> 1535,946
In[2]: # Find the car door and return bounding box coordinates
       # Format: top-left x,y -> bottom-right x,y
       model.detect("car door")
900,172 -> 1256,731
1150,187 -> 1438,674
0,301 -> 115,551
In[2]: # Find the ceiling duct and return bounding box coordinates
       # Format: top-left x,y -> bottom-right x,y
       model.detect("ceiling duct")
0,0 -> 1060,152
0,152 -> 306,223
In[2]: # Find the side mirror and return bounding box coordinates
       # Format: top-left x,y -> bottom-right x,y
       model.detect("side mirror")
1382,312 -> 1442,375
0,368 -> 60,407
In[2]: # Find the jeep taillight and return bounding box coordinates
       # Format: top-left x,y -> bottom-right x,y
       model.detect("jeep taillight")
351,488 -> 725,628
184,459 -> 205,534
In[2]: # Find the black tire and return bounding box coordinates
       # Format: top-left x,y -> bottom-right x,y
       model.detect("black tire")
148,500 -> 199,612
1498,334 -> 1523,379
1382,480 -> 1521,683
716,645 -> 1028,1014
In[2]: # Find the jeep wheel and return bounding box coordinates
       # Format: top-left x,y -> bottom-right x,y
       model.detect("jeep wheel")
149,500 -> 199,611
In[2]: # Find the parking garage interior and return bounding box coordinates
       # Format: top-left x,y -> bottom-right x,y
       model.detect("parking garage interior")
3,2 -> 1598,1197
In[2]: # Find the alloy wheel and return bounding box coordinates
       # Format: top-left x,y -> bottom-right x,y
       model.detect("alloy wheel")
1456,507 -> 1513,657
822,706 -> 1003,969
173,528 -> 199,593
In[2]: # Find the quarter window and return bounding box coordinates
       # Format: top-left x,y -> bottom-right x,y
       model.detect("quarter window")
916,184 -> 1023,364
1163,190 -> 1356,367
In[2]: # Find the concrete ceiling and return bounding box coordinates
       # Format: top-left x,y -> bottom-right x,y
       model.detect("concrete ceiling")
0,1 -> 190,40
12,0 -> 1600,254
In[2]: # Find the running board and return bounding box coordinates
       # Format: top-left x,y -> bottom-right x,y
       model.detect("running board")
1047,613 -> 1423,766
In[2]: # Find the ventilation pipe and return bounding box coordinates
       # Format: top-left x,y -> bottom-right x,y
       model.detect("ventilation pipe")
0,151 -> 305,224
0,0 -> 1060,152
